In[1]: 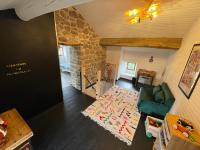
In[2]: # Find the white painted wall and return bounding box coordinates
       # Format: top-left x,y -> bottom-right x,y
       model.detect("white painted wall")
106,46 -> 174,84
0,0 -> 93,21
163,18 -> 200,130
106,46 -> 122,80
59,45 -> 71,72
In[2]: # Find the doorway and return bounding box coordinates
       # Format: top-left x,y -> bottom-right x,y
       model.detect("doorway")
58,44 -> 81,90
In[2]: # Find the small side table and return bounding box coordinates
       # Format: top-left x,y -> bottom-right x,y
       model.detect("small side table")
135,69 -> 156,86
0,109 -> 33,150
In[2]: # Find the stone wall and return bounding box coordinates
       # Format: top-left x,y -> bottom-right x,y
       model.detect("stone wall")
69,46 -> 81,89
55,7 -> 106,90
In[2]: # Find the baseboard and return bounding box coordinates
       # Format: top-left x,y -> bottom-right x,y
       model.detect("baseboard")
118,77 -> 132,81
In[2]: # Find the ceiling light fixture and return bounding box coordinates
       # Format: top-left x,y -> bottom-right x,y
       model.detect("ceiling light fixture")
125,0 -> 160,24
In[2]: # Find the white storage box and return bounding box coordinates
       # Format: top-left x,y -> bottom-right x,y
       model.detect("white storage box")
145,116 -> 163,138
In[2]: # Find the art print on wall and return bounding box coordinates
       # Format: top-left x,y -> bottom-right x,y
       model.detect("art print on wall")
179,44 -> 200,99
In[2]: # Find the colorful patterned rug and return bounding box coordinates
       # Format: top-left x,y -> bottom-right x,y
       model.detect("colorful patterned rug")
82,86 -> 141,145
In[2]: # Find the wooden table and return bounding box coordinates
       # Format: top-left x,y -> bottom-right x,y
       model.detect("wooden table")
135,69 -> 156,86
166,113 -> 200,148
0,109 -> 33,150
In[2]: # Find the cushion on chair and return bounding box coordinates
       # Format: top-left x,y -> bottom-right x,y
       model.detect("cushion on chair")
153,86 -> 161,95
154,90 -> 165,103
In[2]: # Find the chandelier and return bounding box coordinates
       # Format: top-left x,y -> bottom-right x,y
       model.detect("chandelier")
125,0 -> 160,24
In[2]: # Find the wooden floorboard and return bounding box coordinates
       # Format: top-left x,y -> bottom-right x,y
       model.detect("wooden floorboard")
28,80 -> 154,150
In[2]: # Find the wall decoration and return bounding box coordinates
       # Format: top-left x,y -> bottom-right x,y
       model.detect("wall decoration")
104,63 -> 116,82
179,44 -> 200,99
149,56 -> 154,63
5,62 -> 32,76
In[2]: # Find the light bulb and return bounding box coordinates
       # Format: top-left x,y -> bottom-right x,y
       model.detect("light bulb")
152,12 -> 158,18
129,16 -> 140,24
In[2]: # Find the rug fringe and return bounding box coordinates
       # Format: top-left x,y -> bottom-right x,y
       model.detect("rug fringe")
82,111 -> 140,146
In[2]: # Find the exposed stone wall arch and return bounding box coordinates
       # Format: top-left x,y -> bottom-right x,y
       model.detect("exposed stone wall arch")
55,7 -> 106,90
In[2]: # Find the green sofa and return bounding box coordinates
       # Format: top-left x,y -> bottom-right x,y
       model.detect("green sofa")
137,82 -> 175,118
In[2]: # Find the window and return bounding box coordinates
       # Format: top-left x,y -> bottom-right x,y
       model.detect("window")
127,62 -> 136,70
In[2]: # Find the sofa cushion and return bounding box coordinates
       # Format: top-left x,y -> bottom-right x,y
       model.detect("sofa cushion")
139,88 -> 153,100
154,90 -> 165,103
161,82 -> 175,108
137,87 -> 154,107
153,86 -> 161,95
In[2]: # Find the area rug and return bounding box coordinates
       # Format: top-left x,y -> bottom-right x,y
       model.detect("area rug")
82,86 -> 141,145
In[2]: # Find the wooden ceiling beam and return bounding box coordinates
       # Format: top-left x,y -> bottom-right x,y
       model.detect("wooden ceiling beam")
100,38 -> 182,50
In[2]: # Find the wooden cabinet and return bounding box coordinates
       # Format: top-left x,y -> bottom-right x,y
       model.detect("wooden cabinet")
153,113 -> 200,150
0,109 -> 33,150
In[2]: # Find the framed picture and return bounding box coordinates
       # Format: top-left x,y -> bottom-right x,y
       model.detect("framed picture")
178,44 -> 200,99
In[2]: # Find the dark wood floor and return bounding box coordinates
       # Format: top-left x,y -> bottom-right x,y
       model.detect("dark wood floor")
61,72 -> 71,88
28,79 -> 154,150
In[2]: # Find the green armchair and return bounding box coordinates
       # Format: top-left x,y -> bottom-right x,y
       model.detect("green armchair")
137,82 -> 175,118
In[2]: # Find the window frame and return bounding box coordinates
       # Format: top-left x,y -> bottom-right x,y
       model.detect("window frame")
127,62 -> 136,71
58,46 -> 64,56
